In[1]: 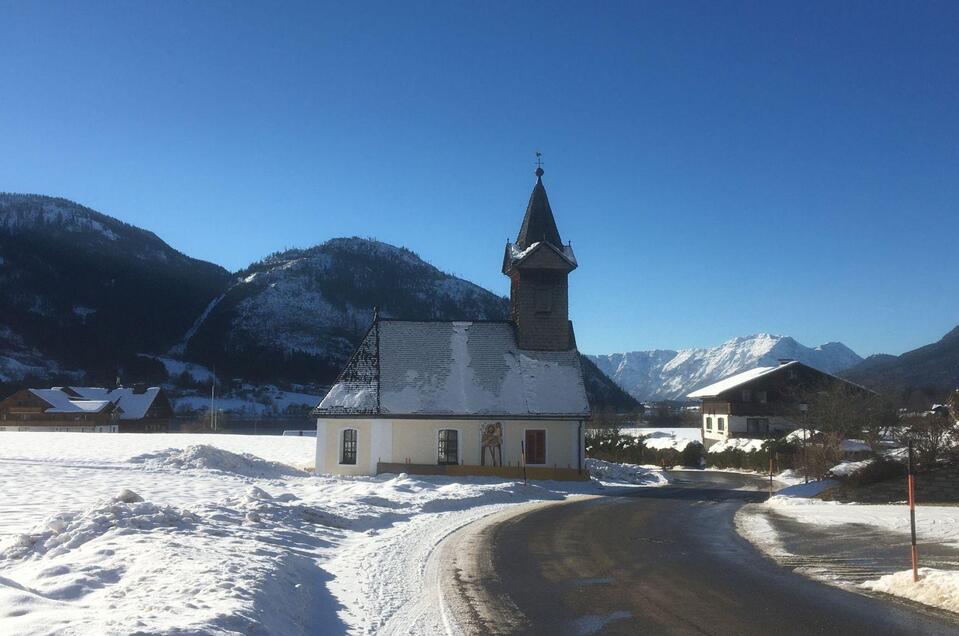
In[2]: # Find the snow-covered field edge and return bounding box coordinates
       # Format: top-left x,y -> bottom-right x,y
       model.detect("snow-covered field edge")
735,481 -> 959,616
0,433 -> 666,634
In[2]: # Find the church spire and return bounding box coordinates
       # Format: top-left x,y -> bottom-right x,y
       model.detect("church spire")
515,164 -> 562,249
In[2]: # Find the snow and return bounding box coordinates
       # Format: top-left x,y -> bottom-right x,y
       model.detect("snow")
28,389 -> 110,413
619,427 -> 702,451
829,459 -> 873,478
323,321 -> 590,417
0,432 -> 666,633
687,363 -> 787,398
318,383 -> 376,411
738,478 -> 959,615
167,292 -> 226,356
862,568 -> 959,614
127,445 -> 310,479
174,387 -> 323,416
588,334 -> 862,401
584,459 -> 671,485
140,355 -> 214,383
707,437 -> 767,453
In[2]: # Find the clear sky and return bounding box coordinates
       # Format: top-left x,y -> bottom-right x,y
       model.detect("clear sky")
1,2 -> 956,358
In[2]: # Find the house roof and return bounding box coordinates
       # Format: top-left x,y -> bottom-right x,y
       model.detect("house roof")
687,362 -> 798,399
516,172 -> 562,249
29,389 -> 112,414
686,360 -> 872,399
315,319 -> 590,418
68,386 -> 165,420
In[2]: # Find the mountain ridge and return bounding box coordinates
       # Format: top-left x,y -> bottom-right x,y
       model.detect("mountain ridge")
590,334 -> 863,401
0,194 -> 637,412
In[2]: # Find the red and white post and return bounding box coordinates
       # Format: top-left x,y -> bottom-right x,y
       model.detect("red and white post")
908,441 -> 919,583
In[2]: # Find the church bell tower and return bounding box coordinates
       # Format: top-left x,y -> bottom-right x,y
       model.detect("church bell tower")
502,166 -> 578,351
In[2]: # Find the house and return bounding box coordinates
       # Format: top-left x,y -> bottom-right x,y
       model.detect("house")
687,360 -> 869,449
312,167 -> 590,479
0,388 -> 120,432
0,384 -> 174,433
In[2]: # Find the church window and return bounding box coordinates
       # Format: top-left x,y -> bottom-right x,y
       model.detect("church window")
438,429 -> 459,465
524,429 -> 546,464
340,429 -> 357,465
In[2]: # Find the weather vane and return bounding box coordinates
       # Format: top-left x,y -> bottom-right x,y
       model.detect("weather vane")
535,151 -> 543,169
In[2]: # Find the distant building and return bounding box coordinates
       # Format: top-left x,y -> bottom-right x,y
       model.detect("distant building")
687,361 -> 868,449
0,385 -> 174,433
312,167 -> 589,479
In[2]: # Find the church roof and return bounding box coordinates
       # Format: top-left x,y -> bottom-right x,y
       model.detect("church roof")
314,319 -> 590,418
516,172 -> 563,249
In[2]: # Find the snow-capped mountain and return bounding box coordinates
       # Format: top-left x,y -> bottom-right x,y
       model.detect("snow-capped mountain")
589,334 -> 863,401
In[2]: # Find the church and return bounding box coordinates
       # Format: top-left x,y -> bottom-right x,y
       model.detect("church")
312,167 -> 590,480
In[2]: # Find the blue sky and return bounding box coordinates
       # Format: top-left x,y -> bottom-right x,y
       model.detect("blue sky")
1,2 -> 956,357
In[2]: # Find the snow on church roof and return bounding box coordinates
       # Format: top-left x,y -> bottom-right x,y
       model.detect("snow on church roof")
315,320 -> 590,418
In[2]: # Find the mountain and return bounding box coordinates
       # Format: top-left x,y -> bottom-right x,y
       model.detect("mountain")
589,334 -> 863,401
180,238 -> 511,383
175,237 -> 639,411
843,325 -> 959,393
0,193 -> 230,383
0,194 -> 635,412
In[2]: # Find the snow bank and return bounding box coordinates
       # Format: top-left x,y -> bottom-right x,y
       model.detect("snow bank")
768,480 -> 837,499
1,490 -> 198,560
586,458 -> 671,486
862,568 -> 959,614
829,459 -> 873,478
0,432 -> 672,633
617,427 -> 702,452
127,444 -> 308,479
707,437 -> 766,453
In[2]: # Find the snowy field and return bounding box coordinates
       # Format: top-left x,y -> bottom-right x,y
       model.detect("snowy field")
0,432 -> 664,634
738,481 -> 959,615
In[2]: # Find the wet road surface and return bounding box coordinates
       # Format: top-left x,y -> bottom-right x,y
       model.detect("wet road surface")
469,470 -> 959,635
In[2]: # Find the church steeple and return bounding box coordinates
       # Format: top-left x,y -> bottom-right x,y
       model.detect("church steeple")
502,165 -> 578,351
515,167 -> 563,249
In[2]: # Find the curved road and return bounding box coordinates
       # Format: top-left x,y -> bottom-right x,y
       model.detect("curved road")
448,471 -> 959,635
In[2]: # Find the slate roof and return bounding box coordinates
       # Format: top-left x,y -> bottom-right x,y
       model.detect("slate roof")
315,320 -> 590,418
516,173 -> 562,249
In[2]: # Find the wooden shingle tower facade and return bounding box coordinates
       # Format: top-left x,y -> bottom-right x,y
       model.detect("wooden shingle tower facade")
502,167 -> 578,351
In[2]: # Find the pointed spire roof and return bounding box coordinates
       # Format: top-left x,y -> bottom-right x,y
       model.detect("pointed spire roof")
516,168 -> 562,249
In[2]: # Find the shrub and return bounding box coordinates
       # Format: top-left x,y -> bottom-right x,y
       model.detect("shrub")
840,458 -> 907,487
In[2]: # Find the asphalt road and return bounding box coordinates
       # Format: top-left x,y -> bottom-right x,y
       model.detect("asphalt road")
465,471 -> 959,635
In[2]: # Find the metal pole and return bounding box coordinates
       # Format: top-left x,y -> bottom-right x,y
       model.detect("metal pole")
802,410 -> 808,484
908,440 -> 919,582
520,440 -> 528,485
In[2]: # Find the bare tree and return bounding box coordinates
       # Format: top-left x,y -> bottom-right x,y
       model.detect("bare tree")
896,412 -> 956,470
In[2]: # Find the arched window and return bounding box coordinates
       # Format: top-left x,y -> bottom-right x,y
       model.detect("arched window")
340,429 -> 358,465
438,429 -> 459,465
